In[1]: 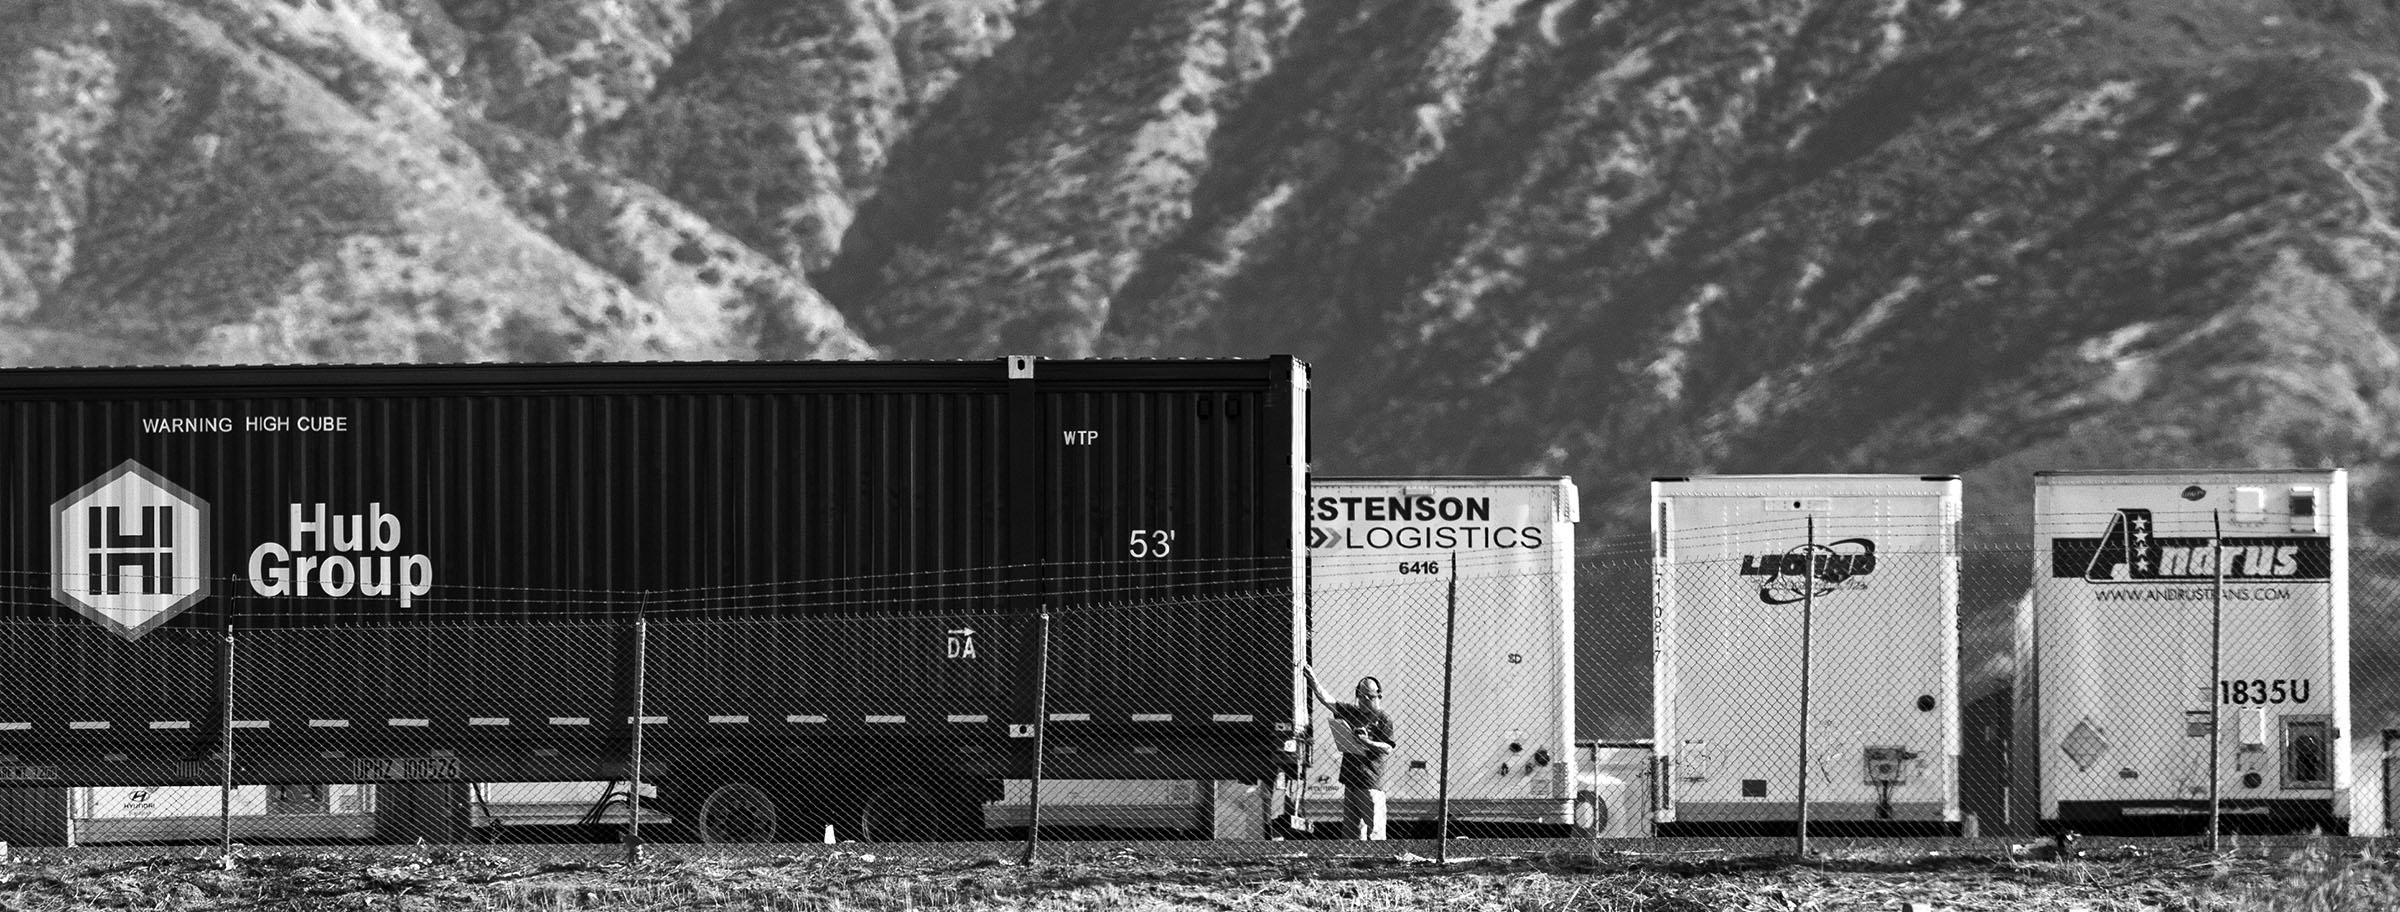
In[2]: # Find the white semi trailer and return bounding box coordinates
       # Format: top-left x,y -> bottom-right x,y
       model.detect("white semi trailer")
67,784 -> 377,844
1651,475 -> 1962,834
984,476 -> 1580,836
1294,476 -> 1579,831
1575,740 -> 1656,838
2016,469 -> 2349,834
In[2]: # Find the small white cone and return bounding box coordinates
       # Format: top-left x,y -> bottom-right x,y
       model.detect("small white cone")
823,824 -> 837,844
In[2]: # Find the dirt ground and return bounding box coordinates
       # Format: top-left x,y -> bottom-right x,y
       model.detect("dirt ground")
0,839 -> 2389,910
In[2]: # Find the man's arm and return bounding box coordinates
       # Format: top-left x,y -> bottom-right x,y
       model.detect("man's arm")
1299,663 -> 1336,711
1362,718 -> 1395,754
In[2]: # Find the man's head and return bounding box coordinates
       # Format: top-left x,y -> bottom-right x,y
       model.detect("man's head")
1354,676 -> 1383,708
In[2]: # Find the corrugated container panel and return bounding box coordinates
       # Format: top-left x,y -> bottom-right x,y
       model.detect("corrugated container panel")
1039,383 -> 1285,728
0,358 -> 1305,783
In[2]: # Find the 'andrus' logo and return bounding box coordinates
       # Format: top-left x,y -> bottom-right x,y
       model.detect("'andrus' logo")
2053,509 -> 2331,582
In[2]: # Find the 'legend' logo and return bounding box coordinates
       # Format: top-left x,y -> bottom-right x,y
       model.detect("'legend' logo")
51,460 -> 212,640
1738,538 -> 1878,604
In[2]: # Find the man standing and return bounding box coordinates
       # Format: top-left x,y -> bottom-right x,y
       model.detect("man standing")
1303,663 -> 1396,839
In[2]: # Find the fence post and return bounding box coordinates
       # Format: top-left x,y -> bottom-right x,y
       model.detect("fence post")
1796,516 -> 1815,856
2208,511 -> 2223,851
2384,729 -> 2398,837
1437,552 -> 1458,862
218,611 -> 235,860
627,595 -> 649,864
1021,606 -> 1052,865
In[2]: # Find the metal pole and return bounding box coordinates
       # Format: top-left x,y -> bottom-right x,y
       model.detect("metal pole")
1796,517 -> 1815,856
1437,552 -> 1459,862
2371,729 -> 2390,835
220,613 -> 235,860
2209,511 -> 2224,851
1021,606 -> 1052,865
627,598 -> 648,864
2383,729 -> 2399,838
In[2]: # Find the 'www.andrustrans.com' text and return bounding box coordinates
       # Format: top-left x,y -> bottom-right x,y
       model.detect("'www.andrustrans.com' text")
2093,588 -> 2295,602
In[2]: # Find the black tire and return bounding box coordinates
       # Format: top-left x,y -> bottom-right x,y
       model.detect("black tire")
662,776 -> 799,845
1572,788 -> 1606,837
694,781 -> 780,844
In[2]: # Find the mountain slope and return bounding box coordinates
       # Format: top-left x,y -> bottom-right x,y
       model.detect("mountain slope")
0,0 -> 872,365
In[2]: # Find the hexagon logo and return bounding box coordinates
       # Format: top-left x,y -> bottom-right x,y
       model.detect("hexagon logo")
52,460 -> 211,640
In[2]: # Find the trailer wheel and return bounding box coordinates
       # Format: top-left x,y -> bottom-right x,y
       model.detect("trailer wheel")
1572,789 -> 1606,837
695,782 -> 779,845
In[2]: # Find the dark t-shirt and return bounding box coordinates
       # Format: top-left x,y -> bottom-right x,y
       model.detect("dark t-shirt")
1330,702 -> 1396,790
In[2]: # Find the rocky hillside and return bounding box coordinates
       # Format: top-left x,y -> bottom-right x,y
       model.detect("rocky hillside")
3,0 -> 2399,737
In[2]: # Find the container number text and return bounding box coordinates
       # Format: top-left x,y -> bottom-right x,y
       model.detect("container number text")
2218,679 -> 2312,705
1128,530 -> 1177,558
350,756 -> 463,781
1398,561 -> 1442,575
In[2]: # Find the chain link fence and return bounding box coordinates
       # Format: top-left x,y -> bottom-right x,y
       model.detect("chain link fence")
1596,501 -> 2372,844
0,558 -> 1301,853
0,523 -> 2391,851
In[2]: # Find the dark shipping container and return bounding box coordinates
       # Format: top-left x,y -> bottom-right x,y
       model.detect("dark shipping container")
0,356 -> 1309,841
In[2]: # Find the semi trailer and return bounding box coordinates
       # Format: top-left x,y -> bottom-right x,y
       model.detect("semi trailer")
0,356 -> 1310,845
982,476 -> 1580,837
2016,469 -> 2349,834
1651,475 -> 1962,835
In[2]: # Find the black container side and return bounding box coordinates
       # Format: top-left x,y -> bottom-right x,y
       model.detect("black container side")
0,358 -> 1305,784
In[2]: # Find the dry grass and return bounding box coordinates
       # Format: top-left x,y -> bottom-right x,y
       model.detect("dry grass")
2194,840 -> 2400,911
3,842 -> 2399,910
